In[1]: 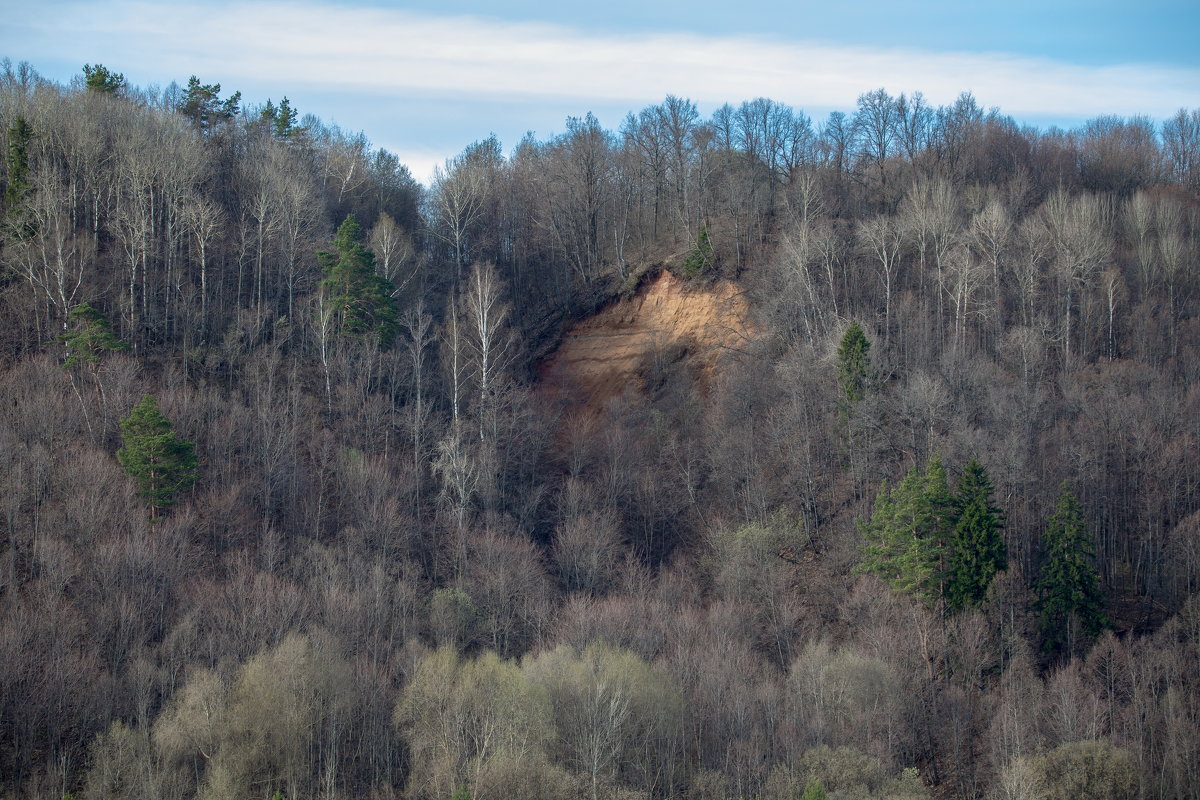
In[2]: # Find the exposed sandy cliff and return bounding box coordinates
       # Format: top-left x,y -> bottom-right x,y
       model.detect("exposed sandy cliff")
537,270 -> 752,414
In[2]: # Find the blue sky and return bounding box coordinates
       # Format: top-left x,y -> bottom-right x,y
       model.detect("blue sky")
3,0 -> 1199,183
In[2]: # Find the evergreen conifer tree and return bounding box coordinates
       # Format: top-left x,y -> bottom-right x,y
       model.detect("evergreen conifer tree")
1036,483 -> 1106,654
117,395 -> 198,519
4,116 -> 32,216
800,779 -> 828,800
682,225 -> 714,277
319,215 -> 399,345
60,303 -> 127,369
259,99 -> 277,127
946,459 -> 1007,611
273,97 -> 297,138
259,98 -> 298,139
836,321 -> 873,412
179,76 -> 240,132
858,453 -> 955,606
82,64 -> 126,95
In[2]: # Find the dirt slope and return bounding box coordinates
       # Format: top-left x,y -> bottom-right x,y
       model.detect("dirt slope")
537,270 -> 752,414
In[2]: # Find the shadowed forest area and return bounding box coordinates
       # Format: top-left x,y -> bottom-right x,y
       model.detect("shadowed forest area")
1,58 -> 1199,799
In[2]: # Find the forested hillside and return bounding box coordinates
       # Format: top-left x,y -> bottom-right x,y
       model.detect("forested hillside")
1,58 -> 1199,800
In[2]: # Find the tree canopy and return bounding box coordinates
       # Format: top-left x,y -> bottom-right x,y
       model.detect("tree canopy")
945,459 -> 1007,611
860,454 -> 1008,612
858,453 -> 954,606
319,214 -> 399,345
116,394 -> 198,519
82,63 -> 126,95
60,303 -> 127,369
179,75 -> 241,132
837,321 -> 873,410
0,60 -> 1197,800
1036,483 -> 1106,654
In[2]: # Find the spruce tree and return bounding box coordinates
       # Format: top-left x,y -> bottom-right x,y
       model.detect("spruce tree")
858,453 -> 955,606
946,459 -> 1007,612
259,97 -> 298,139
836,321 -> 873,411
117,395 -> 198,519
1036,483 -> 1106,654
259,99 -> 277,127
273,97 -> 297,138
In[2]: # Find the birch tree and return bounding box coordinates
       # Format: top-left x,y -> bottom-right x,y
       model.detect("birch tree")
460,262 -> 515,442
858,215 -> 902,347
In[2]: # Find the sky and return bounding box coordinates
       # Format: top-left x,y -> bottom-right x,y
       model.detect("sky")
3,0 -> 1199,184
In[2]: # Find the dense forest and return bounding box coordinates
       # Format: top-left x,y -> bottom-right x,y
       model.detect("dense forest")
1,57 -> 1199,800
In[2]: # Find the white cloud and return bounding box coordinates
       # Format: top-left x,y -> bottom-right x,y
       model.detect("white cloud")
391,147 -> 451,187
9,0 -> 1199,120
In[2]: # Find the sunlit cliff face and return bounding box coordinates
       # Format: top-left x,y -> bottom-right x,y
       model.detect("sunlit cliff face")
537,270 -> 752,417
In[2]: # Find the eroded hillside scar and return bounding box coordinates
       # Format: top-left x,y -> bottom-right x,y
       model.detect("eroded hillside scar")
537,270 -> 752,416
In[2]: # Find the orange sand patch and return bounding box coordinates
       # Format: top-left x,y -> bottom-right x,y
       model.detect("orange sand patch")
538,270 -> 752,414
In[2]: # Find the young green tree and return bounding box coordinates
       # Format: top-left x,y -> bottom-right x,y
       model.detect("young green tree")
682,225 -> 715,277
319,214 -> 399,345
82,63 -> 126,95
1030,739 -> 1138,800
179,75 -> 241,132
857,453 -> 955,606
800,779 -> 828,800
273,97 -> 297,138
396,647 -> 551,800
60,303 -> 127,369
259,97 -> 298,139
117,395 -> 198,519
836,320 -> 873,411
1036,483 -> 1106,655
945,458 -> 1006,612
524,642 -> 682,800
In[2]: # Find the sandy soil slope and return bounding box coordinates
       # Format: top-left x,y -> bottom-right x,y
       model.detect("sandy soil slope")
537,270 -> 752,414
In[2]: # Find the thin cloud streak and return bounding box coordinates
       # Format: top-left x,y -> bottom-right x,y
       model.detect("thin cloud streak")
10,0 -> 1198,121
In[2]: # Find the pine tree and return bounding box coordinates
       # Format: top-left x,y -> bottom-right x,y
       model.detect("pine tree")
945,459 -> 1007,612
1036,483 -> 1106,654
259,97 -> 298,139
273,97 -> 297,139
319,215 -> 398,345
117,395 -> 198,519
60,303 -> 127,369
82,63 -> 126,95
179,76 -> 240,133
858,453 -> 955,606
